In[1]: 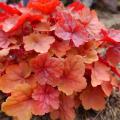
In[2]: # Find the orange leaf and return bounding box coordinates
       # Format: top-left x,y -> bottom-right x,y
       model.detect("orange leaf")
34,22 -> 51,32
0,62 -> 31,93
2,84 -> 33,120
23,33 -> 55,53
51,94 -> 75,120
91,61 -> 110,87
80,86 -> 106,110
58,55 -> 87,95
32,85 -> 60,115
50,40 -> 71,57
78,41 -> 98,64
101,81 -> 113,97
30,53 -> 64,86
2,84 -> 60,119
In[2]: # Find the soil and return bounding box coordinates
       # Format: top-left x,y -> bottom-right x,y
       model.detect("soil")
97,10 -> 120,28
0,9 -> 120,120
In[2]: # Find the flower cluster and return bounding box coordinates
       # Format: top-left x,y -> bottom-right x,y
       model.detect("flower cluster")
0,1 -> 120,120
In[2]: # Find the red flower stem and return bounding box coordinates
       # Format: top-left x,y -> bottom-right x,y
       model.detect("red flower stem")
99,55 -> 120,77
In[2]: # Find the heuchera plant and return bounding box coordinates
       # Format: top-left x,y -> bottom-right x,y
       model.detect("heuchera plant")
0,0 -> 120,120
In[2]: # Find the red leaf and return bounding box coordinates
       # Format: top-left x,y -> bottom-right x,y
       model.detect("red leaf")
77,7 -> 105,40
32,85 -> 59,115
2,14 -> 29,32
2,14 -> 42,32
99,55 -> 120,78
27,0 -> 60,14
0,2 -> 21,15
0,30 -> 10,49
0,12 -> 9,22
102,29 -> 120,43
67,2 -> 85,11
55,13 -> 89,47
2,83 -> 59,119
106,45 -> 120,66
78,7 -> 93,25
86,11 -> 105,40
30,53 -> 64,86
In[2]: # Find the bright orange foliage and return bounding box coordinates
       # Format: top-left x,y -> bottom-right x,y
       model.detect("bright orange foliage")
0,1 -> 119,120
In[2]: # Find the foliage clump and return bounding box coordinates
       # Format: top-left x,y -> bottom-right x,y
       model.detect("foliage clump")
0,1 -> 119,120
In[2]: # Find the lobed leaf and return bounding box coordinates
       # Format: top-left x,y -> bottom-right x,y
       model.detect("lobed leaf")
80,86 -> 106,110
58,55 -> 87,95
30,53 -> 64,86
